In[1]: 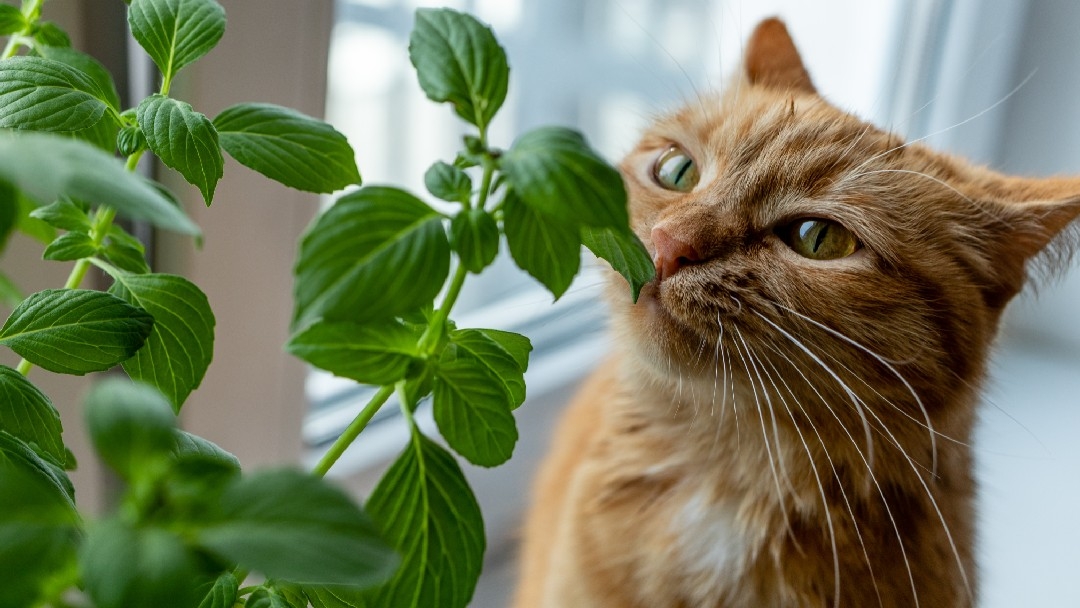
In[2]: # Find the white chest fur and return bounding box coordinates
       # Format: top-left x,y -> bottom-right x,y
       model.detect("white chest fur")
669,490 -> 763,607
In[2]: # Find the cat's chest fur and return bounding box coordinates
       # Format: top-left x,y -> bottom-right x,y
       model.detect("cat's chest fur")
667,489 -> 762,607
575,380 -> 792,607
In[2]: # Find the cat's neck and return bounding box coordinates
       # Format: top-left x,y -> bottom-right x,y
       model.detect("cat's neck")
601,352 -> 977,605
612,351 -> 976,503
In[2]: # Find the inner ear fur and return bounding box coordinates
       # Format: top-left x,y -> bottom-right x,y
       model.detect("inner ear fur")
980,177 -> 1080,306
744,18 -> 816,94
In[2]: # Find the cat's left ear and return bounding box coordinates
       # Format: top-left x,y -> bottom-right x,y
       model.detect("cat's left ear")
744,18 -> 816,94
983,178 -> 1080,303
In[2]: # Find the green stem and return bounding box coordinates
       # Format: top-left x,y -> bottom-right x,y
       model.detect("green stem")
419,262 -> 468,354
1,34 -> 23,59
476,154 -> 496,211
312,384 -> 395,477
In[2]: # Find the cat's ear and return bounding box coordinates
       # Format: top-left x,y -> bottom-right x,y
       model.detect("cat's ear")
744,18 -> 816,94
981,178 -> 1080,305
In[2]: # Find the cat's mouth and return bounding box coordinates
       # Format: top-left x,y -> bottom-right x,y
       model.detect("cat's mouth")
639,266 -> 743,337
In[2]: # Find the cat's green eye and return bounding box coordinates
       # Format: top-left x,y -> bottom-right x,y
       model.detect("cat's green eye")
783,219 -> 859,260
653,146 -> 700,192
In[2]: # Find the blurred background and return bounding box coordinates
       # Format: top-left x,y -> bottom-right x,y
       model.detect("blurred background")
4,0 -> 1078,606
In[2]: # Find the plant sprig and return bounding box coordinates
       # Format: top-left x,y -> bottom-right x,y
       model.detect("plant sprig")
0,2 -> 654,607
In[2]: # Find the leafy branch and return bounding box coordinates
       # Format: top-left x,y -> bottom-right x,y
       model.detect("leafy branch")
0,1 -> 653,607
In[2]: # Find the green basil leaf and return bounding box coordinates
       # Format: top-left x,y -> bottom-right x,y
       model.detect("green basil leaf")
449,328 -> 531,408
197,572 -> 238,608
117,124 -> 147,156
128,0 -> 226,84
0,182 -> 17,252
101,224 -> 151,273
364,428 -> 484,608
42,231 -> 97,261
423,161 -> 471,203
28,199 -> 91,232
246,587 -> 301,608
287,319 -> 420,386
0,365 -> 66,466
0,132 -> 201,235
409,8 -> 509,131
0,56 -> 109,132
581,226 -> 656,302
106,271 -> 215,412
477,328 -> 531,371
301,585 -> 365,608
69,113 -> 122,152
433,356 -> 517,468
81,519 -> 209,608
36,46 -> 122,111
84,379 -> 176,480
138,94 -> 223,205
39,46 -> 124,152
243,591 -> 293,608
294,187 -> 450,328
214,103 -> 361,193
106,222 -> 147,251
501,126 -> 628,229
450,207 -> 499,273
0,5 -> 25,35
0,431 -> 74,502
503,191 -> 580,298
32,22 -> 70,48
0,289 -> 153,375
15,190 -> 56,244
171,429 -> 241,473
0,433 -> 80,608
196,468 -> 398,586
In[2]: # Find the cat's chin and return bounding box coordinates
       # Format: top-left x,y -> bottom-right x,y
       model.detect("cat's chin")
628,278 -> 722,373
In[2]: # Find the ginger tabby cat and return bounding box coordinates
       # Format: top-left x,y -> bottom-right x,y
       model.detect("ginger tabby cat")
513,18 -> 1080,608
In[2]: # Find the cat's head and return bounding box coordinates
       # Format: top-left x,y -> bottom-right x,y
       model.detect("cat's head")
612,18 -> 1080,433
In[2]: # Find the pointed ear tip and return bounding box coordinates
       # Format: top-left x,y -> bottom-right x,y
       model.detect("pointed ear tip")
749,17 -> 795,47
753,17 -> 789,34
744,17 -> 815,94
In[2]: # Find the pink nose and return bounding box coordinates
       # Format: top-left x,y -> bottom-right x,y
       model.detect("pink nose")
651,226 -> 702,282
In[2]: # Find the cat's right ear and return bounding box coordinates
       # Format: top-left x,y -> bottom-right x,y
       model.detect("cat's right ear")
744,18 -> 816,94
980,179 -> 1080,307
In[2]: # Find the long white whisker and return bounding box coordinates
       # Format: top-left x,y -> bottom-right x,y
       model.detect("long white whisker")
755,310 -> 919,606
757,338 -> 886,608
736,327 -> 800,500
759,310 -> 973,603
730,324 -> 794,537
772,303 -> 939,478
847,168 -> 975,206
755,346 -> 844,608
712,313 -> 724,417
848,70 -> 1036,176
753,312 -> 876,472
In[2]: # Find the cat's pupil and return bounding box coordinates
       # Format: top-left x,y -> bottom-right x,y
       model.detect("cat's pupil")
786,219 -> 858,260
804,222 -> 828,252
653,146 -> 700,192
